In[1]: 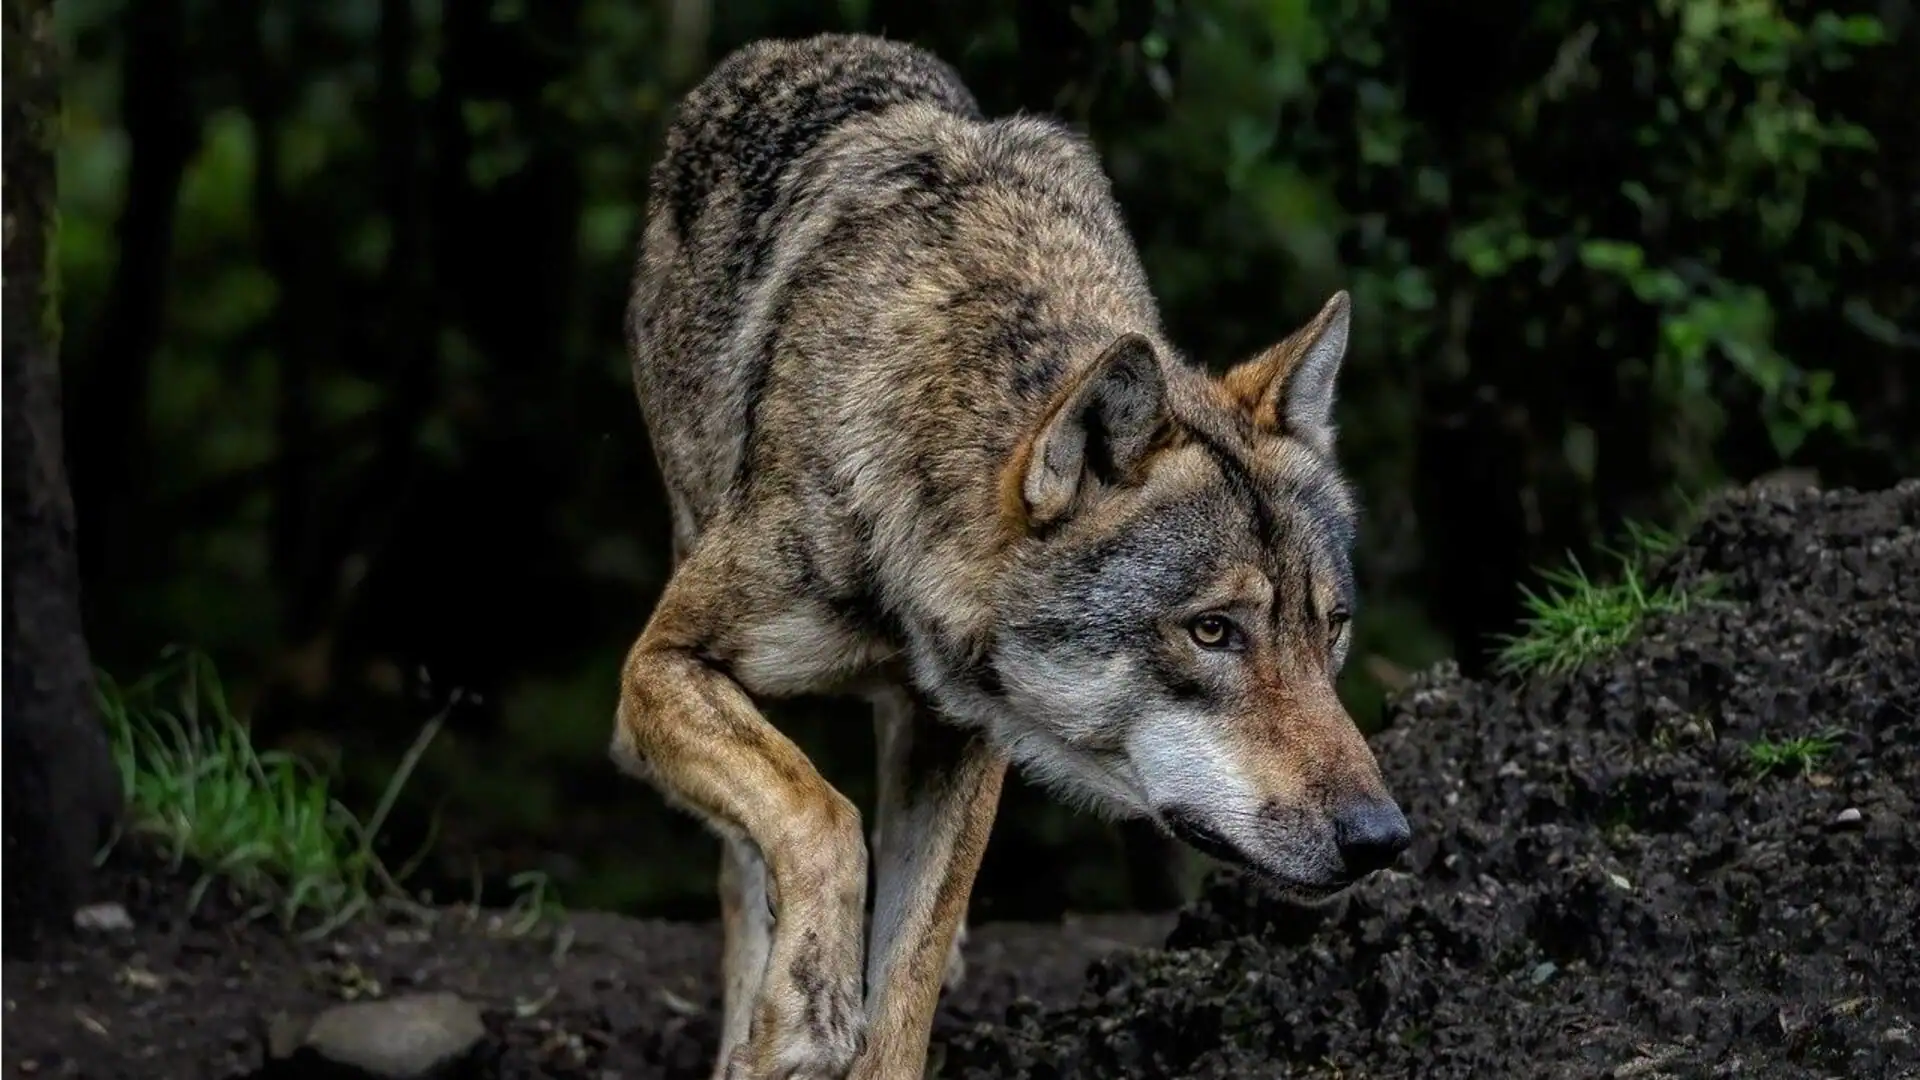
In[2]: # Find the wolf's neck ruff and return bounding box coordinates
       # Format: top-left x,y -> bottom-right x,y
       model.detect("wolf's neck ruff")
616,32 -> 1408,1080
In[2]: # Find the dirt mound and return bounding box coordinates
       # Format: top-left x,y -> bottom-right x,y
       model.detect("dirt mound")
943,479 -> 1920,1080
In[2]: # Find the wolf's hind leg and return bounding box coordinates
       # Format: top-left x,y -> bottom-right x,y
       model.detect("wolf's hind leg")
612,539 -> 869,1080
943,915 -> 969,992
712,837 -> 774,1080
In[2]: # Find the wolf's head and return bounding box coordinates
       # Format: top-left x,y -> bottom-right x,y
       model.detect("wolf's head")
989,291 -> 1408,901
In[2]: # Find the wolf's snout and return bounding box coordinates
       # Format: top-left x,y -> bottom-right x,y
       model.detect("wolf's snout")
1331,795 -> 1411,875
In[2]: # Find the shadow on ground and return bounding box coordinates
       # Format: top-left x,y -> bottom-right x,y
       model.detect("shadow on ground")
6,480 -> 1917,1080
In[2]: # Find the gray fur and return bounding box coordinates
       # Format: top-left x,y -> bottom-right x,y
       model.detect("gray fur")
620,32 -> 1407,1080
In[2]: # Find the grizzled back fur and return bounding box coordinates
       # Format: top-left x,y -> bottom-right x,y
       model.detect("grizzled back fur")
628,33 -> 1160,567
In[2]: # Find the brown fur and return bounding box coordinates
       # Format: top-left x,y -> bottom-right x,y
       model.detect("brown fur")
614,32 -> 1409,1080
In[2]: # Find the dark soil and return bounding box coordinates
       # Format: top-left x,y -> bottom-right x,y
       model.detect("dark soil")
1,845 -> 1172,1079
942,480 -> 1920,1080
7,480 -> 1918,1080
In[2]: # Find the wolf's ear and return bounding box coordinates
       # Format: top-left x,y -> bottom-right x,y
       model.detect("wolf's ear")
1221,290 -> 1350,455
1017,333 -> 1170,529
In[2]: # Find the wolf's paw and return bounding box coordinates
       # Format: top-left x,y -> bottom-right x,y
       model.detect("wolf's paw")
725,1027 -> 864,1080
729,969 -> 865,1080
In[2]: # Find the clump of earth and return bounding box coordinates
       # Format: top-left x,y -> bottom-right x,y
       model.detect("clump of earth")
7,479 -> 1915,1079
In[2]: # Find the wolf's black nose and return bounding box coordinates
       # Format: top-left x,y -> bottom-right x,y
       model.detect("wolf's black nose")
1332,796 -> 1411,875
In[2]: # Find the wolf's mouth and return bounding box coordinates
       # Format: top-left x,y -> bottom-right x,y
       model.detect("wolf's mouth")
1160,809 -> 1362,898
1161,810 -> 1253,871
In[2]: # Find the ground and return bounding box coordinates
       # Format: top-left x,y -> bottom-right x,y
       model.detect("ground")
2,845 -> 1173,1079
6,479 -> 1918,1080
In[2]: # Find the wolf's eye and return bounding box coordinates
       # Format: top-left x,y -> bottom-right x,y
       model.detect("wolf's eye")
1188,613 -> 1241,651
1327,607 -> 1352,641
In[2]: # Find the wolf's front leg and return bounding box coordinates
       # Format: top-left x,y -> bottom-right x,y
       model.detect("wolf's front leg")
855,687 -> 1007,1080
612,563 -> 869,1080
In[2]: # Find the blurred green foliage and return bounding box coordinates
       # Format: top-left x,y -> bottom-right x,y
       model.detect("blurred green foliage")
53,0 -> 1916,918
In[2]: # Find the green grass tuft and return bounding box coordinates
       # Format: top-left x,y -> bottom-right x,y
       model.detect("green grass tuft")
96,647 -> 445,937
1747,731 -> 1844,779
1492,520 -> 1695,679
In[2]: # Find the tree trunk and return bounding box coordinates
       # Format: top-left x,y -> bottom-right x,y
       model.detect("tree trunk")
3,0 -> 125,957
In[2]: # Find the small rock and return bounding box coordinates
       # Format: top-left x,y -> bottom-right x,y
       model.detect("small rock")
276,991 -> 487,1079
72,902 -> 133,933
1830,807 -> 1864,830
115,965 -> 163,991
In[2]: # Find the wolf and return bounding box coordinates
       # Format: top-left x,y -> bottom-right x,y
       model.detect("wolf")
613,32 -> 1412,1080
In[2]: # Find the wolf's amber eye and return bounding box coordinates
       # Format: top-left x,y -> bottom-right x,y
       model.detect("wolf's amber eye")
1327,607 -> 1351,641
1188,613 -> 1239,650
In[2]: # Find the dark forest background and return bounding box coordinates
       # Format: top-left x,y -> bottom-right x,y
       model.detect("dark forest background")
47,0 -> 1917,921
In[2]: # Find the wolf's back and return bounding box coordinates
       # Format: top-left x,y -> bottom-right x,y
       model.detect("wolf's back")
646,33 -> 980,270
629,35 -> 985,539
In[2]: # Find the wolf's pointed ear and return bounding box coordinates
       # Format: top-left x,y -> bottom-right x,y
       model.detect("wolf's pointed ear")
1221,290 -> 1350,455
1015,333 -> 1170,529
